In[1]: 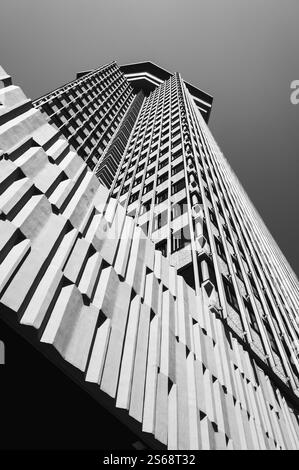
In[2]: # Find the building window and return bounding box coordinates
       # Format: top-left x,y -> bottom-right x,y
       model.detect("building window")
153,210 -> 167,231
156,189 -> 168,204
223,277 -> 239,312
139,153 -> 146,163
129,159 -> 137,169
133,176 -> 142,187
143,182 -> 153,195
248,274 -> 259,298
171,178 -> 185,195
216,201 -> 224,218
156,239 -> 167,257
171,135 -> 181,148
140,201 -> 151,215
171,161 -> 184,176
265,322 -> 280,356
137,162 -> 145,172
237,240 -> 246,260
171,128 -> 180,140
229,216 -> 237,234
157,172 -> 168,186
171,198 -> 187,220
205,188 -> 212,203
146,167 -> 155,178
209,209 -> 218,227
161,136 -> 168,147
121,185 -> 129,195
245,300 -> 259,333
148,156 -> 156,165
232,256 -> 243,280
158,158 -> 168,170
223,225 -> 233,245
215,237 -> 226,260
129,192 -> 139,204
171,226 -> 190,253
160,146 -> 169,156
171,147 -> 182,161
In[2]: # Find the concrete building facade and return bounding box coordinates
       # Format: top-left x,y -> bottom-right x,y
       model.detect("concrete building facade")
0,61 -> 299,449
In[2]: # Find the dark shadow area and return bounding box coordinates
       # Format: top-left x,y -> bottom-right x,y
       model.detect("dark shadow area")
0,318 -> 143,450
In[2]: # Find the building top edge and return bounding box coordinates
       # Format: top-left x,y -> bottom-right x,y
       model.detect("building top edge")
119,61 -> 213,122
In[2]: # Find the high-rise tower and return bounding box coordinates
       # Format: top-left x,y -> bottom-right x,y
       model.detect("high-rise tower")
0,61 -> 299,450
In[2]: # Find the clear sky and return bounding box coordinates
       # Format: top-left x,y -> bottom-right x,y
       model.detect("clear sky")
1,0 -> 298,276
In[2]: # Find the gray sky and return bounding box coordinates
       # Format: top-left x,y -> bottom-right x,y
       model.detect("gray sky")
1,0 -> 298,276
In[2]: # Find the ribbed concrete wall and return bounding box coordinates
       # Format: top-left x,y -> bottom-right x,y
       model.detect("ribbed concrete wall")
0,66 -> 299,449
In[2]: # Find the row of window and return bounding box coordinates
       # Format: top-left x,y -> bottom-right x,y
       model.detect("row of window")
134,178 -> 185,204
154,226 -> 191,257
145,177 -> 172,196
223,273 -> 288,368
43,72 -> 123,117
116,148 -> 184,194
35,63 -> 120,107
142,197 -> 189,231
